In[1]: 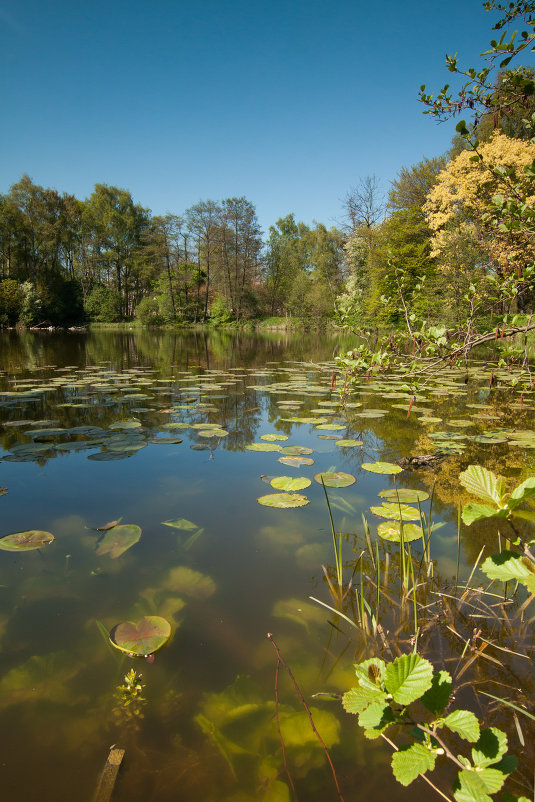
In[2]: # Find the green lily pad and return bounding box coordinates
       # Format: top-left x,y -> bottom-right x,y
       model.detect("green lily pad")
260,433 -> 288,442
370,503 -> 420,521
270,476 -> 312,491
197,429 -> 228,438
96,524 -> 142,558
110,616 -> 171,656
361,462 -> 403,475
313,472 -> 356,488
161,518 -> 199,531
377,521 -> 424,542
150,437 -> 183,444
335,439 -> 363,448
280,446 -> 314,455
246,443 -> 282,452
315,424 -> 345,431
257,493 -> 310,508
0,530 -> 55,551
109,419 -> 142,430
278,456 -> 315,467
378,489 -> 429,503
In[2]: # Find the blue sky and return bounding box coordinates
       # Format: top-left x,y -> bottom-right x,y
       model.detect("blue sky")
0,0 -> 503,233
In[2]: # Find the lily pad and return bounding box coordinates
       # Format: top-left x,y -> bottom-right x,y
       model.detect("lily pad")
96,524 -> 142,558
257,493 -> 310,508
162,518 -> 199,531
335,439 -> 363,448
313,471 -> 356,488
280,446 -> 314,456
0,530 -> 55,551
370,503 -> 421,521
278,456 -> 315,467
377,521 -> 424,542
315,424 -> 345,431
197,429 -> 228,438
110,615 -> 171,656
378,489 -> 429,503
150,437 -> 183,444
270,476 -> 312,491
260,433 -> 288,442
361,461 -> 402,475
246,443 -> 282,452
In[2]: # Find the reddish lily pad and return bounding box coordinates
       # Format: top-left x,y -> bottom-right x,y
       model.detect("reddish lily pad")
110,615 -> 171,657
0,530 -> 55,551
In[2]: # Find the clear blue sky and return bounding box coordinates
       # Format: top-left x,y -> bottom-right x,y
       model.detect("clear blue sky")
0,0 -> 505,233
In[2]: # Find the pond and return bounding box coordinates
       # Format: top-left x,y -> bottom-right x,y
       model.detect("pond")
0,329 -> 533,802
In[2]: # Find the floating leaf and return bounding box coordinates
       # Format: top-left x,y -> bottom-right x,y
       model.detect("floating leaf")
278,456 -> 314,467
0,530 -> 54,551
257,493 -> 309,508
150,437 -> 183,444
96,524 -> 142,558
110,615 -> 171,656
270,476 -> 311,491
313,471 -> 355,488
377,521 -> 423,542
280,446 -> 314,456
260,433 -> 288,442
162,518 -> 199,531
335,439 -> 363,448
370,503 -> 420,521
96,518 -> 122,531
315,424 -> 345,431
361,462 -> 402,475
246,443 -> 282,452
378,488 -> 429,503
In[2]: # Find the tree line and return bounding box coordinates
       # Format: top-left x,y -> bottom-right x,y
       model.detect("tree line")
0,65 -> 533,329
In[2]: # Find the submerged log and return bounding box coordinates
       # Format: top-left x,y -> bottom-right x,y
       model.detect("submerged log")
92,746 -> 125,802
397,453 -> 449,470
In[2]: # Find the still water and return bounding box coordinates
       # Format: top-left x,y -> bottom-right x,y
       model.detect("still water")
0,329 -> 532,801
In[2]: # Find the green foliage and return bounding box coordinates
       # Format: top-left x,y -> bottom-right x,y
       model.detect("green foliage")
460,465 -> 535,524
209,293 -> 235,325
0,278 -> 23,325
84,285 -> 122,322
135,296 -> 164,326
344,654 -> 517,800
18,280 -> 42,327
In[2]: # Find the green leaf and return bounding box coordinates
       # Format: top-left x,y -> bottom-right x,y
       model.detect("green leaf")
96,524 -> 142,559
355,657 -> 387,688
443,710 -> 480,742
508,476 -> 535,509
421,670 -> 453,715
257,493 -> 309,508
476,768 -> 507,794
391,743 -> 437,786
471,728 -> 507,768
377,521 -> 423,542
459,465 -> 506,507
161,518 -> 199,531
0,530 -> 54,551
462,503 -> 506,525
342,684 -> 386,714
454,770 -> 493,802
385,654 -> 433,705
358,701 -> 395,731
361,461 -> 402,475
270,476 -> 311,491
480,551 -> 535,592
313,471 -> 356,487
370,503 -> 421,522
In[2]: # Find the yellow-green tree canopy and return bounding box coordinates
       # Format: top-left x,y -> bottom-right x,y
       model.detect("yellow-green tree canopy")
424,133 -> 535,279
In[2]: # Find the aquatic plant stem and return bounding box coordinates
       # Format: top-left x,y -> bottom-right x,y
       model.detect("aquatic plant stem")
271,643 -> 297,800
267,633 -> 345,802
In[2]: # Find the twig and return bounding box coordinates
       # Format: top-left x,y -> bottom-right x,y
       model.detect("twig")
267,633 -> 345,802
